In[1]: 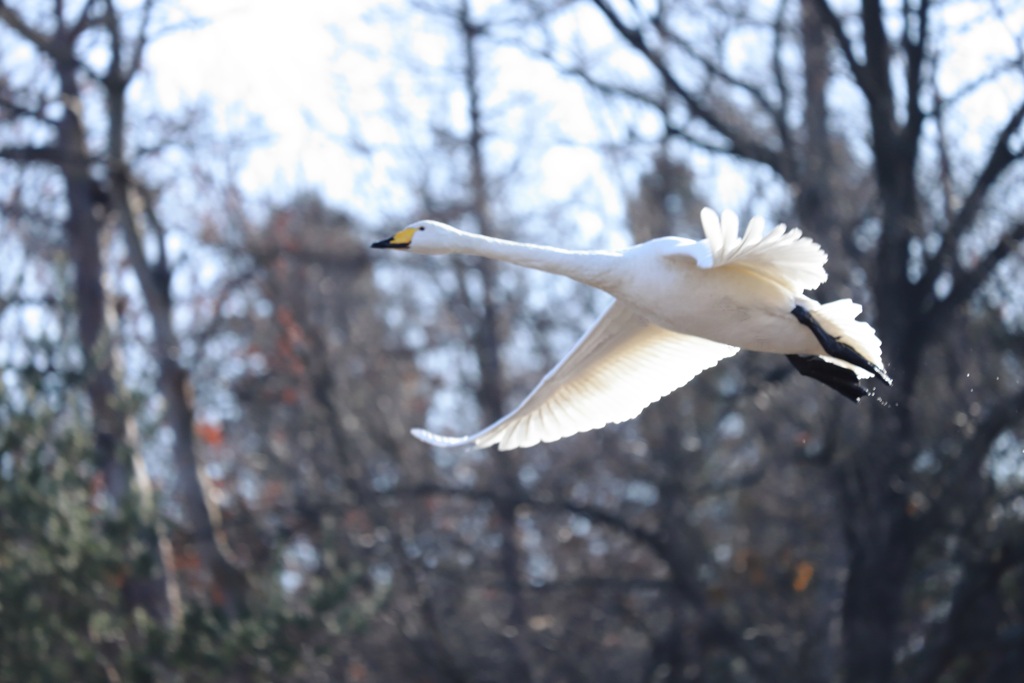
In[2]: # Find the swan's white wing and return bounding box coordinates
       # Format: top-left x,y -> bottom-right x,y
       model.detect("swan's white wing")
698,208 -> 828,292
412,301 -> 740,451
810,298 -> 889,380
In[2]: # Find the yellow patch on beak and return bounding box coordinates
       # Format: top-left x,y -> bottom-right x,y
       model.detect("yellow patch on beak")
391,227 -> 417,246
371,227 -> 418,249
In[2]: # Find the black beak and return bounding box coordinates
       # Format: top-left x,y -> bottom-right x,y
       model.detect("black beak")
371,238 -> 407,249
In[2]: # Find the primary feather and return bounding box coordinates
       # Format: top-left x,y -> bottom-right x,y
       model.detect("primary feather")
413,303 -> 739,450
699,208 -> 828,292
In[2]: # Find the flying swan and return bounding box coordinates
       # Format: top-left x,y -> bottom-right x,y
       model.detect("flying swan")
372,209 -> 891,451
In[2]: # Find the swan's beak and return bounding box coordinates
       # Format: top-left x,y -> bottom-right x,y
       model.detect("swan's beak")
371,227 -> 416,249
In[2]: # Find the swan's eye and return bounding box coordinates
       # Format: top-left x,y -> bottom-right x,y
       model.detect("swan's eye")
418,226 -> 425,231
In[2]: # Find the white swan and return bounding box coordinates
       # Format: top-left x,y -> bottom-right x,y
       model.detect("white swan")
372,208 -> 890,451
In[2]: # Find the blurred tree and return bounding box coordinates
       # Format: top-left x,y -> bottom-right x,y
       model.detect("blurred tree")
0,331 -> 355,681
0,0 -> 174,620
0,0 -> 244,615
4,0 -> 1022,681
205,193 -> 442,680
0,1 -> 355,680
515,0 -> 1024,682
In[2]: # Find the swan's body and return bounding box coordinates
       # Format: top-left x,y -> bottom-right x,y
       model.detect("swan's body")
372,209 -> 890,450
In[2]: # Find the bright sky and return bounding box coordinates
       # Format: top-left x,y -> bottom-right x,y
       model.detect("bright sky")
147,1 -> 377,208
143,0 -> 666,238
142,0 -> 1024,232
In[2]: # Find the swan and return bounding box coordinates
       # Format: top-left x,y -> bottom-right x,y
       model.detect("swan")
372,208 -> 890,451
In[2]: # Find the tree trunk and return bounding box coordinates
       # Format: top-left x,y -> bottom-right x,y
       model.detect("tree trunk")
53,42 -> 174,620
459,3 -> 533,680
836,406 -> 917,683
104,55 -> 248,613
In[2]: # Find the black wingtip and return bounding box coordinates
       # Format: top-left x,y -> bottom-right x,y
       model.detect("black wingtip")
792,305 -> 890,384
787,354 -> 869,402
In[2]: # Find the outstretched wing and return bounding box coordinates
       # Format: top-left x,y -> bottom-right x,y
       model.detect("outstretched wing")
412,301 -> 740,451
808,298 -> 890,381
699,208 -> 828,292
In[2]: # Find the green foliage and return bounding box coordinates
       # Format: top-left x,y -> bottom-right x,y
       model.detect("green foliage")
0,375 -> 356,683
0,389 -> 137,681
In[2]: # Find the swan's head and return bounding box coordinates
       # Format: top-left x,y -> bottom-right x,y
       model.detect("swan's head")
371,220 -> 463,255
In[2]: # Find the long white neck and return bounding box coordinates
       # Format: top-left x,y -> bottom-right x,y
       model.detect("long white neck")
454,232 -> 623,292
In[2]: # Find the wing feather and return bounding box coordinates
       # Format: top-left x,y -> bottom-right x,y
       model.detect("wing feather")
412,302 -> 740,451
699,208 -> 828,292
811,298 -> 888,380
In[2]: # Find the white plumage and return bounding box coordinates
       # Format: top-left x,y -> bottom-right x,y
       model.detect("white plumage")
372,208 -> 890,451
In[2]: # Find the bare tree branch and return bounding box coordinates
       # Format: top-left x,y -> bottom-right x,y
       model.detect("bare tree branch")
99,0 -> 155,84
0,91 -> 59,125
807,0 -> 871,93
926,221 -> 1024,331
388,481 -> 781,682
652,13 -> 790,150
901,0 -> 931,155
771,0 -> 794,157
390,482 -> 666,554
0,144 -> 76,165
127,0 -> 156,79
918,99 -> 1024,299
590,0 -> 788,177
911,383 -> 1024,548
68,0 -> 102,39
860,0 -> 896,117
907,537 -> 1024,683
0,2 -> 50,51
